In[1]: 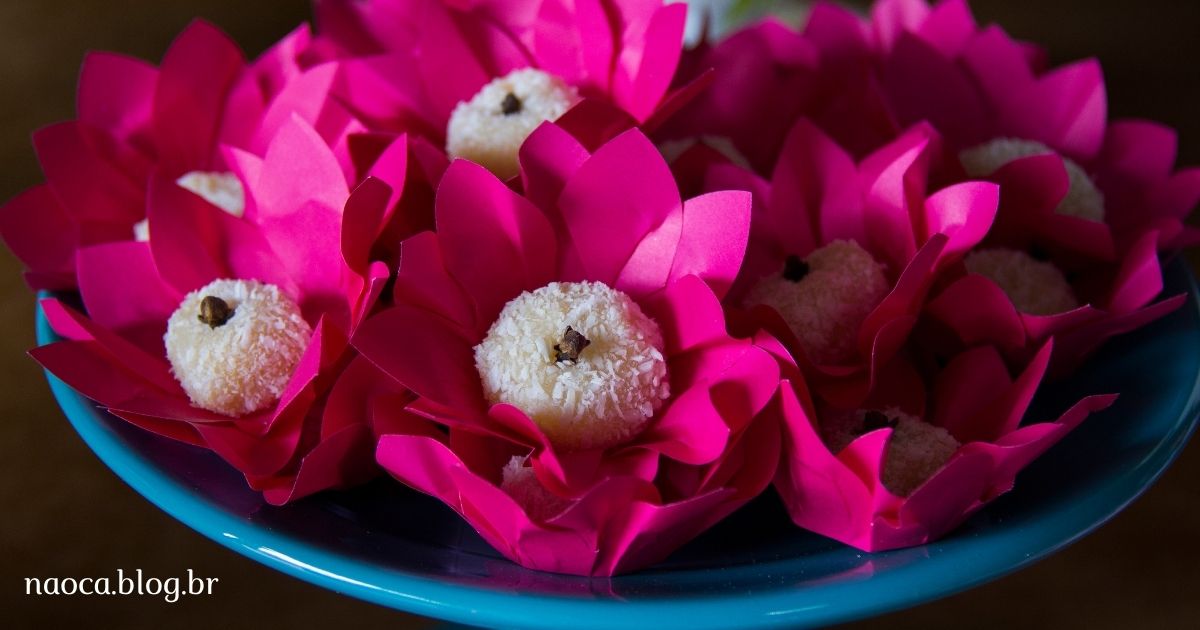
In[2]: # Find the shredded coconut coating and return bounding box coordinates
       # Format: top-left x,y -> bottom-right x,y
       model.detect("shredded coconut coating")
959,138 -> 1105,222
501,456 -> 572,522
134,171 -> 246,242
965,247 -> 1079,316
821,407 -> 961,497
744,239 -> 889,366
446,68 -> 579,180
474,281 -> 670,452
164,279 -> 311,417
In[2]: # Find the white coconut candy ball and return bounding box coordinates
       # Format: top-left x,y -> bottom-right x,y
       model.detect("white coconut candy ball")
743,239 -> 890,366
446,68 -> 580,180
500,456 -> 572,522
964,247 -> 1079,316
821,407 -> 961,497
164,278 -> 311,417
133,171 -> 246,242
473,281 -> 670,452
959,138 -> 1105,222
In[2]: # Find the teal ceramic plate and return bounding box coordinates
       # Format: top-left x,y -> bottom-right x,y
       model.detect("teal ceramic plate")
35,261 -> 1200,629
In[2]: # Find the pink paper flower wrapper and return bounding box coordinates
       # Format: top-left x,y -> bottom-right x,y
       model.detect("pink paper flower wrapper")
775,340 -> 1117,552
353,123 -> 787,575
313,0 -> 702,146
710,117 -> 999,407
29,117 -> 398,504
0,20 -> 381,291
686,0 -> 1194,371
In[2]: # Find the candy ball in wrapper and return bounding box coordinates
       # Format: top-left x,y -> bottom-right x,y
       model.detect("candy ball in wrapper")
712,118 -> 998,407
30,117 -> 399,505
775,341 -> 1117,552
354,124 -> 785,575
474,280 -> 670,452
446,68 -> 580,179
795,0 -> 1198,370
0,19 -> 365,291
314,0 -> 698,177
165,279 -> 312,417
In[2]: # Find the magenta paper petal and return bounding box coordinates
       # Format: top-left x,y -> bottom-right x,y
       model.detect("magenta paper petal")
152,20 -> 245,174
77,51 -> 158,145
33,122 -> 147,225
645,274 -> 730,355
859,123 -> 938,269
559,129 -> 681,285
259,423 -> 376,505
341,176 -> 394,277
250,63 -> 365,169
145,174 -> 231,293
609,2 -> 686,122
0,185 -> 78,289
922,181 -> 999,264
768,118 -> 859,256
39,298 -> 182,395
251,115 -> 349,223
1006,59 -> 1106,160
392,231 -> 477,331
924,273 -> 1027,351
534,0 -> 616,93
519,121 -> 592,212
881,34 -> 989,150
775,364 -> 1117,551
435,160 -> 557,324
76,241 -> 181,349
1106,230 -> 1165,314
353,304 -> 485,414
192,410 -> 306,479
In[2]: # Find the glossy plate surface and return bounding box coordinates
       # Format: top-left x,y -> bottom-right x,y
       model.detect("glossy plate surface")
36,261 -> 1200,630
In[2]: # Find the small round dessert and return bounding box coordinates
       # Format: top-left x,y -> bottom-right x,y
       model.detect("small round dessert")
964,247 -> 1079,316
959,138 -> 1105,222
501,456 -> 571,522
821,407 -> 961,497
743,239 -> 890,366
164,278 -> 311,417
446,67 -> 580,180
134,171 -> 246,242
473,281 -> 670,452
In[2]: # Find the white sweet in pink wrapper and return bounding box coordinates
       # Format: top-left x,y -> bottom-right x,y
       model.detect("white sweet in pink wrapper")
133,171 -> 246,242
164,279 -> 311,417
822,407 -> 961,497
473,281 -> 670,452
446,68 -> 579,180
965,247 -> 1079,316
743,239 -> 889,366
501,456 -> 571,522
959,138 -> 1105,222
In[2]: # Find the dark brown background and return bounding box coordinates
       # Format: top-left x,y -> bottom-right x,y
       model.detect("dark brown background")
1,1 -> 1197,628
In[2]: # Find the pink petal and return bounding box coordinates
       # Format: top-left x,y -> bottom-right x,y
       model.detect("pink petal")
435,160 -> 557,324
152,20 -> 245,173
559,129 -> 681,285
33,122 -> 146,225
645,275 -> 729,356
0,185 -> 78,287
519,121 -> 591,213
611,2 -> 686,121
76,241 -> 180,350
77,51 -> 158,144
353,304 -> 485,414
922,181 -> 999,263
252,115 -> 349,222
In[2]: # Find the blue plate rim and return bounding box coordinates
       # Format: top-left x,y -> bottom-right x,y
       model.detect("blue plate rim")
33,262 -> 1200,630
